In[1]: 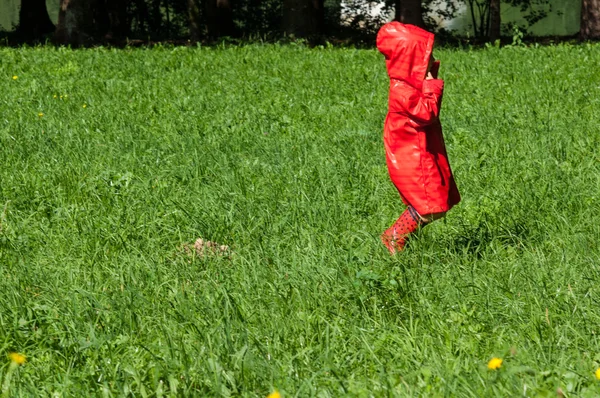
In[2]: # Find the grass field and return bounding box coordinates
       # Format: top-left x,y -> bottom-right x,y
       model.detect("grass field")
1,42 -> 600,397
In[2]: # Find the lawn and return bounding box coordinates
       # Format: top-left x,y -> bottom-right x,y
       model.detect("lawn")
1,42 -> 600,396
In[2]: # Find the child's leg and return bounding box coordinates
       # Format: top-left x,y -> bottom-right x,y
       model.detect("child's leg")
381,206 -> 425,254
381,208 -> 446,255
418,211 -> 446,223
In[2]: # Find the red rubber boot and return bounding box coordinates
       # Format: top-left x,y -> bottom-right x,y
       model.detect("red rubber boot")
380,207 -> 423,255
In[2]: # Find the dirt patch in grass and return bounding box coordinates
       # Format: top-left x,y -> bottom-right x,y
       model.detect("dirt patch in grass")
181,238 -> 231,259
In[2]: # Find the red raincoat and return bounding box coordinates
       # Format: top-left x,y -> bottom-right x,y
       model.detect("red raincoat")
377,22 -> 460,215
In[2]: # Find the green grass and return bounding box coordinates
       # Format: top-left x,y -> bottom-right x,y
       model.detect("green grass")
1,42 -> 600,397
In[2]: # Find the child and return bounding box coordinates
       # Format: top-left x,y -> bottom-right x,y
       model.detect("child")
376,22 -> 461,254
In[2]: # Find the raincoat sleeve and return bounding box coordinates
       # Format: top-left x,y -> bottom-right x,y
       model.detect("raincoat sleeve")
389,79 -> 444,126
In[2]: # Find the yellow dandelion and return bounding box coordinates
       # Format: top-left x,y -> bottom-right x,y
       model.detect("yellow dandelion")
12,75 -> 18,80
267,391 -> 281,398
487,357 -> 502,370
8,352 -> 26,365
82,104 -> 87,108
38,113 -> 44,117
595,367 -> 600,380
53,95 -> 57,98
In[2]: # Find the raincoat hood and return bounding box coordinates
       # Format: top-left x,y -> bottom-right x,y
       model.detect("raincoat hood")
376,22 -> 434,90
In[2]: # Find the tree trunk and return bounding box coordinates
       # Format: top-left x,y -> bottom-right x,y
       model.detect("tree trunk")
188,0 -> 201,40
248,0 -> 263,33
133,0 -> 150,37
205,0 -> 235,38
165,0 -> 171,38
103,0 -> 129,40
282,0 -> 324,37
394,0 -> 425,28
55,0 -> 97,45
150,0 -> 163,39
17,0 -> 56,40
489,0 -> 500,41
581,0 -> 600,40
313,0 -> 325,34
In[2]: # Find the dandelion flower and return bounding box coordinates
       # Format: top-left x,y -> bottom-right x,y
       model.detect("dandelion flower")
12,76 -> 18,80
267,391 -> 281,398
595,367 -> 600,380
82,104 -> 87,108
53,95 -> 57,98
487,357 -> 502,370
38,113 -> 44,117
8,352 -> 26,365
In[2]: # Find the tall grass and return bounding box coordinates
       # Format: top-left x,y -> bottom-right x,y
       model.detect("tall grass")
1,42 -> 600,396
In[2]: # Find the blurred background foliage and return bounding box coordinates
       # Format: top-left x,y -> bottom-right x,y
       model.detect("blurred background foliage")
0,0 -> 598,46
